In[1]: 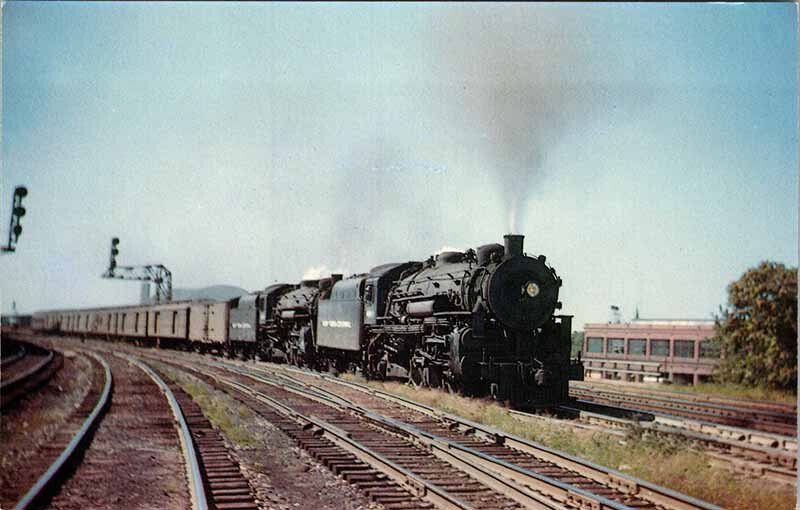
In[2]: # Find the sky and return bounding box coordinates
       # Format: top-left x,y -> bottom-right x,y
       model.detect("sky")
2,2 -> 797,328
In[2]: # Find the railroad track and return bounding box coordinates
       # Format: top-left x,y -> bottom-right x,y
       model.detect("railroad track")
508,405 -> 797,485
1,340 -> 28,368
1,340 -> 62,407
10,347 -> 255,510
142,351 -> 721,510
12,351 -> 112,509
569,383 -> 796,437
125,355 -> 259,510
572,381 -> 796,416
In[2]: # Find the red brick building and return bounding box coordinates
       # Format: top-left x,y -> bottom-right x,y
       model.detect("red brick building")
581,319 -> 719,385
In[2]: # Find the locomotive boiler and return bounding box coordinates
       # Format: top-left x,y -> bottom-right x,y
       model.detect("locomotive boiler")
316,235 -> 581,408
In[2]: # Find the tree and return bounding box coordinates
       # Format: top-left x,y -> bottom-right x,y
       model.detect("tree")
571,331 -> 585,358
713,261 -> 797,390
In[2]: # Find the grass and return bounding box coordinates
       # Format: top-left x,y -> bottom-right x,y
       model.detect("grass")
340,374 -> 796,510
153,362 -> 259,447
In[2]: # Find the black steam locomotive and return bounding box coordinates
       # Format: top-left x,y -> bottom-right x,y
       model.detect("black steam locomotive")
247,235 -> 581,408
34,235 -> 582,409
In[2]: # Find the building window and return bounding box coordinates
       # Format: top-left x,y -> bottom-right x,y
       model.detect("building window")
674,340 -> 695,358
587,337 -> 604,353
628,338 -> 646,355
651,339 -> 669,356
608,338 -> 624,354
135,313 -> 139,331
172,311 -> 178,334
699,340 -> 721,358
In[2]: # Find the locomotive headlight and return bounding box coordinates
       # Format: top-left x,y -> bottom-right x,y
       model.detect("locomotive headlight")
524,281 -> 540,298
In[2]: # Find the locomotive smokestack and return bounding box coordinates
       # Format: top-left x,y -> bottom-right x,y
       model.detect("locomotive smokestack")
504,234 -> 524,259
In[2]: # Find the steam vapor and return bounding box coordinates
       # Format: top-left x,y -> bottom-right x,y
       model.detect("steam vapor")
302,265 -> 348,280
433,7 -> 605,233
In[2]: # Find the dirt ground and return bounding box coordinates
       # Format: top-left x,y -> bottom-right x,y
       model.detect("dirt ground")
158,362 -> 383,510
45,354 -> 190,510
0,350 -> 92,507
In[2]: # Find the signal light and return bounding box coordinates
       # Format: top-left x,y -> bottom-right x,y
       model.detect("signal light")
2,185 -> 28,253
109,237 -> 120,271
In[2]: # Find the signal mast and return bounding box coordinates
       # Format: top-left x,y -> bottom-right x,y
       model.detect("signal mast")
101,237 -> 173,302
2,186 -> 28,253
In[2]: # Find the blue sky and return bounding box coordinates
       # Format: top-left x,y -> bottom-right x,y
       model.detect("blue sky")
2,2 -> 797,327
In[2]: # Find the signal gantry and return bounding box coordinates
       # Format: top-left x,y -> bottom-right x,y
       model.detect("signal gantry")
101,237 -> 173,302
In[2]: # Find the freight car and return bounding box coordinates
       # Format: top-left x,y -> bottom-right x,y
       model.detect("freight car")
31,234 -> 582,409
32,300 -> 230,352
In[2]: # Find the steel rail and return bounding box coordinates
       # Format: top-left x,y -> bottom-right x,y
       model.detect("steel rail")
648,412 -> 797,452
1,350 -> 54,392
121,355 -> 209,510
569,386 -> 795,425
218,363 -> 638,510
256,362 -> 722,510
181,364 -> 479,510
571,381 -> 796,414
1,342 -> 27,368
570,389 -> 797,438
559,402 -> 797,454
14,352 -> 113,510
516,406 -> 796,483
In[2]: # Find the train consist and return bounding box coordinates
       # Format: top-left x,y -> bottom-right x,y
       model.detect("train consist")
31,235 -> 583,408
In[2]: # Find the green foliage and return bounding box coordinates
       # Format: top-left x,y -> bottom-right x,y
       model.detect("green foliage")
713,261 -> 797,390
571,331 -> 585,357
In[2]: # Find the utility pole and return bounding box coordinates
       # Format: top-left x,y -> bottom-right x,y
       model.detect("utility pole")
2,186 -> 28,253
101,237 -> 173,302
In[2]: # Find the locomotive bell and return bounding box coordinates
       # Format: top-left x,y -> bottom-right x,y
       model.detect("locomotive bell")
503,234 -> 524,259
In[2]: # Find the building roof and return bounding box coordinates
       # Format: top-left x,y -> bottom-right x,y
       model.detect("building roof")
585,319 -> 715,328
631,318 -> 715,325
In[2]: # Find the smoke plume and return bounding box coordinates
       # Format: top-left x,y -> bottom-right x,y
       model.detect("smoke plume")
432,7 -> 606,233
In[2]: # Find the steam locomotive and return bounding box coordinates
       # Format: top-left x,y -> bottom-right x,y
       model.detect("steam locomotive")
32,235 -> 582,408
